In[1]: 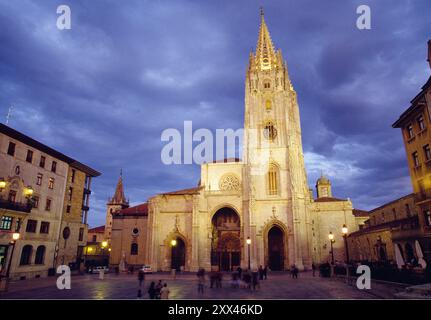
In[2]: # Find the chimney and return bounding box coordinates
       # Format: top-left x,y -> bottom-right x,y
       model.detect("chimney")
428,39 -> 431,70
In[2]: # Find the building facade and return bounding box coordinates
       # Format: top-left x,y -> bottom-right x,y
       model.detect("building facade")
348,40 -> 431,268
0,124 -> 100,280
108,12 -> 365,272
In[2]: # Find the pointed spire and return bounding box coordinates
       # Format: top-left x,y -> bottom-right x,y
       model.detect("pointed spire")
255,7 -> 277,71
109,170 -> 128,206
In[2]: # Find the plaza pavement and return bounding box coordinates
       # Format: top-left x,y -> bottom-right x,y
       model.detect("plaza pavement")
0,271 -> 411,299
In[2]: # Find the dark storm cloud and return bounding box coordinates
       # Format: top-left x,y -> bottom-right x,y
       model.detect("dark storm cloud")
0,0 -> 430,226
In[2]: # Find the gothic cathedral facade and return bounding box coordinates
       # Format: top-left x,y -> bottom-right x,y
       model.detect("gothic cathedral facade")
109,12 -> 366,272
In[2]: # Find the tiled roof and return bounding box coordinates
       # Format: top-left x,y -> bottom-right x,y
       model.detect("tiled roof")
88,225 -> 105,233
161,186 -> 203,195
314,197 -> 347,203
353,209 -> 369,217
115,203 -> 148,217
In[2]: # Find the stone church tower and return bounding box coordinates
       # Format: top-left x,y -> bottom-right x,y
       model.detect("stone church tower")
105,171 -> 129,243
241,10 -> 312,270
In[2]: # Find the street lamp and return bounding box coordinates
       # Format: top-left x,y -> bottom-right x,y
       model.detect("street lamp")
341,224 -> 349,264
171,239 -> 177,247
246,237 -> 251,270
4,232 -> 20,291
24,186 -> 34,198
0,178 -> 6,191
328,232 -> 335,265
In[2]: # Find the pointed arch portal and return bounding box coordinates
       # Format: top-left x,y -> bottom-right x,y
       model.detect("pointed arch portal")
171,237 -> 186,271
268,225 -> 285,271
211,207 -> 241,271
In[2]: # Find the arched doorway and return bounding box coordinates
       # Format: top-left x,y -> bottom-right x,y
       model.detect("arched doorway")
268,226 -> 284,271
405,243 -> 415,264
171,237 -> 185,271
211,207 -> 241,271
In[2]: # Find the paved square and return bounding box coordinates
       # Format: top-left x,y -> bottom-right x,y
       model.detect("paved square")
0,271 -> 410,299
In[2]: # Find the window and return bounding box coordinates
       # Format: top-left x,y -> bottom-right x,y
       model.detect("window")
381,212 -> 385,222
0,216 -> 13,230
412,151 -> 420,167
26,150 -> 33,163
406,204 -> 411,217
33,196 -> 39,209
36,173 -> 43,186
8,190 -> 17,203
48,178 -> 54,189
20,245 -> 32,265
26,219 -> 37,233
7,142 -> 16,156
15,218 -> 22,232
425,210 -> 431,226
68,187 -> 73,201
131,243 -> 138,255
34,246 -> 46,264
267,164 -> 279,195
66,205 -> 71,213
392,208 -> 396,220
264,81 -> 270,89
78,228 -> 84,241
264,122 -> 277,140
39,156 -> 46,168
406,125 -> 414,139
51,161 -> 57,173
424,145 -> 431,161
40,222 -> 50,234
62,227 -> 70,240
71,169 -> 76,183
45,199 -> 52,211
418,115 -> 426,131
92,235 -> 97,242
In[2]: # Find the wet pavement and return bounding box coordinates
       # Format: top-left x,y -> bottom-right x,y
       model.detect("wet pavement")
0,271 -> 405,299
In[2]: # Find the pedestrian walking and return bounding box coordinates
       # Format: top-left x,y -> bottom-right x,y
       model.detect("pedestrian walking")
160,283 -> 170,299
138,268 -> 145,287
155,280 -> 163,299
216,271 -> 222,288
292,265 -> 299,279
258,265 -> 264,280
237,266 -> 242,280
197,268 -> 205,294
263,265 -> 268,280
148,281 -> 157,299
252,271 -> 260,290
312,263 -> 316,277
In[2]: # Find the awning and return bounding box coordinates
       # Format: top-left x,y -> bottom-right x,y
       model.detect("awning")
415,240 -> 427,268
394,244 -> 405,269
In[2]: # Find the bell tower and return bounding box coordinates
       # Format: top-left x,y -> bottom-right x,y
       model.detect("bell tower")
105,170 -> 129,243
243,9 -> 312,270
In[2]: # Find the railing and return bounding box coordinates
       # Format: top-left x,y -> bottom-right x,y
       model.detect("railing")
0,199 -> 32,213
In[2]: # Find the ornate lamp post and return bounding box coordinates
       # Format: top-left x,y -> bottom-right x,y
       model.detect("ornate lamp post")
328,232 -> 335,265
101,241 -> 108,266
0,177 -> 6,192
3,232 -> 20,291
341,224 -> 349,264
171,239 -> 177,278
246,237 -> 251,270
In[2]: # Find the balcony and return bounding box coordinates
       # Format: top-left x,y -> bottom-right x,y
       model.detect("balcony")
82,205 -> 90,212
391,215 -> 421,240
83,188 -> 91,195
0,198 -> 32,213
415,190 -> 431,204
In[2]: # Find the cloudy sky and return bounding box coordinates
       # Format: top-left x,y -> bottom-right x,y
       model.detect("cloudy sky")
1,0 -> 430,227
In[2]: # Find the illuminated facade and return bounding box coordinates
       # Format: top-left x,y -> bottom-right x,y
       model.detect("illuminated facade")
109,12 -> 365,272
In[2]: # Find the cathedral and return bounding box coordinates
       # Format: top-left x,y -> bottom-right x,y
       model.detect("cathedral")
107,12 -> 367,272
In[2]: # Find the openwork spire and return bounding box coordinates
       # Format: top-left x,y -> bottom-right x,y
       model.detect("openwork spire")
109,170 -> 128,205
255,8 -> 277,70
